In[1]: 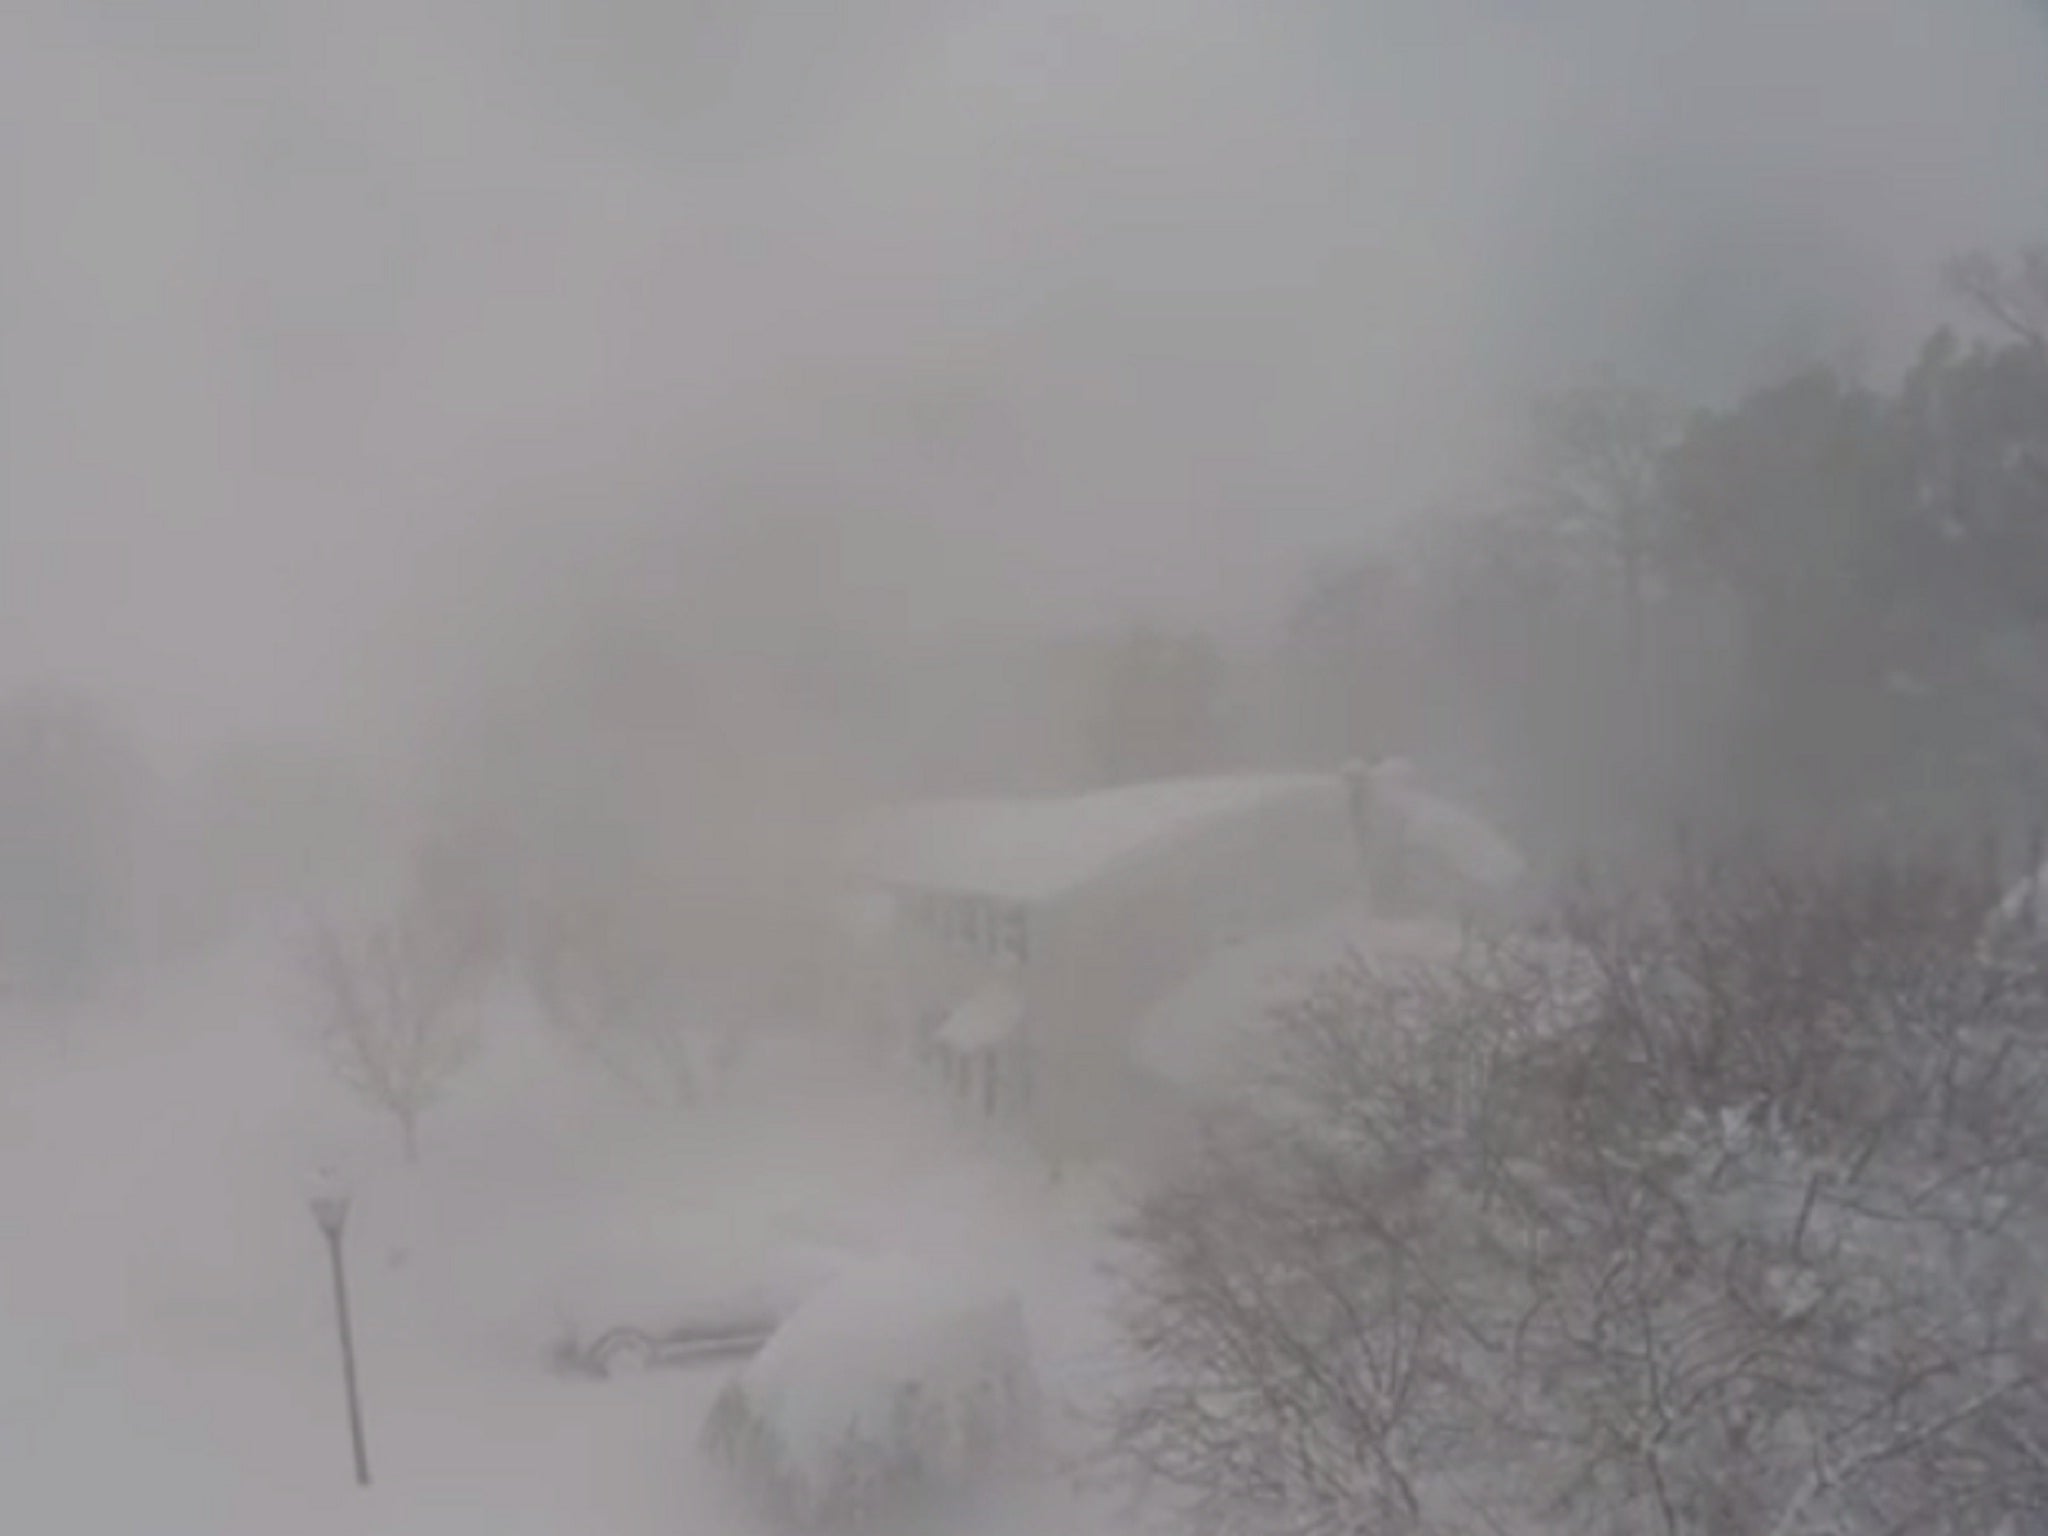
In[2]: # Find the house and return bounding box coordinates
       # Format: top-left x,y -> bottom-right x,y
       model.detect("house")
842,767 -> 1524,1168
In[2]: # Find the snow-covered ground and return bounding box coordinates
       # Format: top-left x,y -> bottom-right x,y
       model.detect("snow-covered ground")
0,945 -> 1123,1535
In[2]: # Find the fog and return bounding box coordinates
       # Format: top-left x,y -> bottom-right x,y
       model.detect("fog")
5,0 -> 2045,764
7,2 -> 2048,1531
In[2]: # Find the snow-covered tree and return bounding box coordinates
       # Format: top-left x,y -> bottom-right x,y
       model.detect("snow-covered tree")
517,876 -> 724,1108
1112,850 -> 2048,1536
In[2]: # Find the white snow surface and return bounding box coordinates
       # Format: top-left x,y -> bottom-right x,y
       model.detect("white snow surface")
0,943 -> 1126,1536
850,774 -> 1340,902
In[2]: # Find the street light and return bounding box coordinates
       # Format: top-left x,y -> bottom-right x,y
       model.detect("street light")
309,1170 -> 372,1487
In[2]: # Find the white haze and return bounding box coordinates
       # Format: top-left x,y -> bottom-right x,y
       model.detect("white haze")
2,0 -> 2045,766
6,7 -> 2048,1535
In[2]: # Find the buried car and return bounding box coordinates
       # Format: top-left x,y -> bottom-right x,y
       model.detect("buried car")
546,1238 -> 855,1379
699,1257 -> 1044,1531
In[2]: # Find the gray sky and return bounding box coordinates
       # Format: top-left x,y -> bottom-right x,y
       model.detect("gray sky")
3,0 -> 2046,762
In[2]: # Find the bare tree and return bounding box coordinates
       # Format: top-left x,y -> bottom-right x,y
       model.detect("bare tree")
1110,852 -> 2048,1536
517,884 -> 714,1109
304,873 -> 490,1163
1946,245 -> 2048,348
1519,378 -> 1675,686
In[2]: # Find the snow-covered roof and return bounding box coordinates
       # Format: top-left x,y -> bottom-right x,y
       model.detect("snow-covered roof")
936,981 -> 1022,1052
849,773 -> 1342,904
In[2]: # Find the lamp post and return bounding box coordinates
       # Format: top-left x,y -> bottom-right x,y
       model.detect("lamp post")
310,1178 -> 371,1487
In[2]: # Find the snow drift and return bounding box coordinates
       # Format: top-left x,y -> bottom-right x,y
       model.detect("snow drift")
700,1258 -> 1044,1531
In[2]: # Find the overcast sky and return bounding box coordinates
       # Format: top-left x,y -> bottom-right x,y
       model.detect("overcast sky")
3,0 -> 2046,762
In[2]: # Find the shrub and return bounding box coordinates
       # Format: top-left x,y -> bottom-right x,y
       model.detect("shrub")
1111,850 -> 2048,1536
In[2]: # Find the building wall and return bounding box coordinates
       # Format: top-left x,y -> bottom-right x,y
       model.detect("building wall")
865,778 -> 1366,1168
1020,781 -> 1361,1165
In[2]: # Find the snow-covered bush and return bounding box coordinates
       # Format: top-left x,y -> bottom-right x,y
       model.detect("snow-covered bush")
1112,850 -> 2048,1536
701,1259 -> 1044,1532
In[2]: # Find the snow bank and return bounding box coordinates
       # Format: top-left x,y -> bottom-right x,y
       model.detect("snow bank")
700,1257 -> 1043,1531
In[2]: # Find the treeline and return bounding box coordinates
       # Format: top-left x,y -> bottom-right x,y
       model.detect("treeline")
1263,247 -> 2048,882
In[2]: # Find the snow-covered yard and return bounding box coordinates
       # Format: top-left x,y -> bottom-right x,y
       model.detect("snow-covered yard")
0,947 -> 1122,1535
